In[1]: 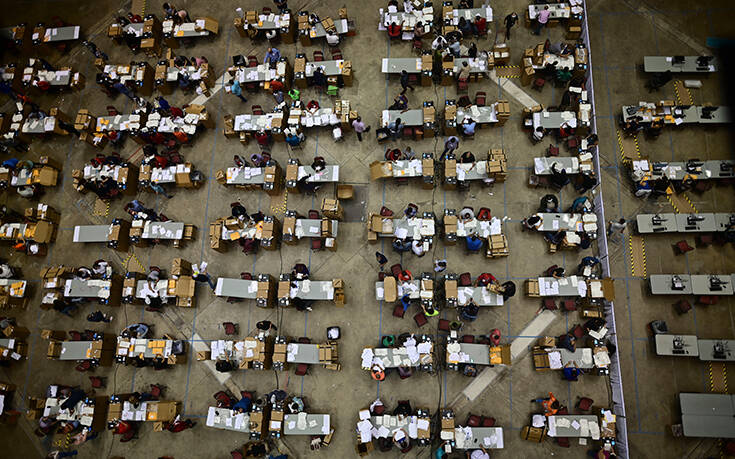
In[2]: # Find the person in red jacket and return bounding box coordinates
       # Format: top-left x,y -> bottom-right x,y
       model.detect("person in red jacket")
473,15 -> 487,37
476,272 -> 498,287
387,21 -> 402,39
173,127 -> 189,145
33,77 -> 50,92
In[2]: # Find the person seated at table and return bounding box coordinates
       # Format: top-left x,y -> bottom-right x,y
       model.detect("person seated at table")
296,175 -> 319,194
456,61 -> 471,83
459,207 -> 474,221
539,194 -> 559,212
460,151 -> 475,163
403,146 -> 416,160
574,171 -> 598,194
550,163 -> 570,188
326,30 -> 340,46
458,0 -> 473,8
473,14 -> 487,37
558,333 -> 576,352
311,67 -> 327,88
500,281 -> 516,300
411,239 -> 426,257
467,448 -> 490,459
646,119 -> 663,137
393,429 -> 410,451
555,67 -> 573,84
557,121 -> 573,140
123,323 -> 150,338
548,41 -> 572,56
532,392 -> 560,416
393,400 -> 412,416
562,364 -> 583,381
414,21 -> 426,39
392,238 -> 411,253
231,201 -> 248,220
387,21 -> 403,39
460,300 -> 479,322
578,256 -> 600,276
461,118 -> 476,137
458,17 -> 472,36
388,117 -> 404,140
404,203 -> 419,218
530,126 -> 546,144
285,129 -> 305,147
467,42 -> 478,59
311,156 -> 326,172
292,263 -> 310,280
546,264 -> 565,278
385,148 -> 402,161
400,294 -> 412,313
432,34 -> 448,51
568,196 -> 591,213
389,93 -> 408,111
522,215 -> 543,231
232,395 -> 252,413
447,32 -> 463,49
466,235 -> 483,252
476,272 -> 498,287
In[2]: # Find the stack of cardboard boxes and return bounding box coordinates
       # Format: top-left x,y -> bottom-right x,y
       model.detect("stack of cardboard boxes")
141,16 -> 163,58
332,279 -> 346,307
170,258 -> 195,308
422,103 -> 436,137
334,99 -> 357,128
440,411 -> 455,443
74,109 -> 107,148
487,234 -> 509,258
525,278 -> 541,297
443,213 -> 458,245
444,155 -> 457,190
366,213 -> 392,243
495,100 -> 510,125
487,149 -> 507,182
298,13 -> 311,46
492,43 -> 511,66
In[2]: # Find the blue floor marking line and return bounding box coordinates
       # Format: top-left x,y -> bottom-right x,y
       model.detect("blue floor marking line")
599,14 -> 643,432
182,26 -> 233,416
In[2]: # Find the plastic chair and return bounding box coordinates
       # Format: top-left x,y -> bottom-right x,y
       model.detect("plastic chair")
380,206 -> 394,217
673,240 -> 694,255
466,414 -> 481,427
562,300 -> 577,312
252,105 -> 264,115
412,38 -> 423,54
695,234 -> 714,247
461,335 -> 475,343
458,272 -> 472,286
576,397 -> 593,412
326,85 -> 338,96
295,363 -> 308,376
311,238 -> 324,251
68,330 -> 83,341
542,299 -> 557,311
231,450 -> 244,459
313,50 -> 324,62
149,384 -> 164,399
489,329 -> 501,346
298,337 -> 311,344
308,209 -> 320,219
477,207 -> 491,220
532,78 -> 545,91
89,376 -> 105,388
240,272 -> 253,280
330,48 -> 342,59
556,437 -> 570,447
438,319 -> 450,332
402,127 -> 414,139
413,312 -> 428,327
223,322 -> 238,335
372,404 -> 386,415
75,361 -> 92,372
247,56 -> 258,67
571,324 -> 585,339
697,296 -> 719,306
566,136 -> 579,151
262,7 -> 272,14
481,416 -> 496,427
393,303 -> 406,318
475,91 -> 486,106
457,78 -> 469,92
547,144 -> 559,156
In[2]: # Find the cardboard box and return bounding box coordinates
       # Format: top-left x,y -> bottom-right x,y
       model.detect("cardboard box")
196,350 -> 210,361
197,17 -> 219,34
171,258 -> 191,276
441,418 -> 454,429
47,341 -> 62,358
320,219 -> 331,237
175,276 -> 195,298
538,336 -> 556,348
445,280 -> 458,299
383,276 -> 397,302
369,161 -> 392,180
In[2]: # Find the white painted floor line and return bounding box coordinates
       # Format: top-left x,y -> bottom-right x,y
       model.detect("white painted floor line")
489,69 -> 539,109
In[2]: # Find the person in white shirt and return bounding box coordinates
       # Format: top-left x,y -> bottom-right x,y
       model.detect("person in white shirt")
0,263 -> 13,278
403,0 -> 414,13
470,447 -> 490,459
411,239 -> 425,257
432,35 -> 447,50
326,31 -> 340,46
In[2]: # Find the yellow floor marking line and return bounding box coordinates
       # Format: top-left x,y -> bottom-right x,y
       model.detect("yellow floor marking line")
629,235 -> 647,277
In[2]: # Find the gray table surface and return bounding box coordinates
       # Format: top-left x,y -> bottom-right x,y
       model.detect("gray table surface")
697,106 -> 732,124
45,26 -> 80,42
251,13 -> 291,30
391,160 -> 424,177
534,157 -> 579,175
635,214 -> 679,233
450,6 -> 493,22
536,213 -> 583,232
528,3 -> 570,20
140,221 -> 185,240
171,21 -> 211,38
375,279 -> 421,301
375,216 -> 434,240
534,111 -> 577,129
456,161 -> 489,181
215,278 -> 259,298
226,166 -> 265,185
537,276 -> 584,297
674,214 -> 717,232
165,66 -> 203,82
0,338 -> 15,349
236,65 -> 277,84
643,56 -> 717,73
233,113 -> 282,132
458,343 -> 490,365
654,334 -> 699,357
35,69 -> 71,86
293,219 -> 338,238
289,280 -> 334,300
698,340 -> 735,362
382,58 -> 423,74
305,60 -> 344,77
64,278 -> 111,298
309,18 -> 348,38
59,341 -> 98,360
205,406 -> 250,432
454,285 -> 503,306
382,109 -> 424,127
283,413 -> 330,435
454,426 -> 504,449
691,275 -> 733,295
298,165 -> 339,182
73,225 -> 110,243
649,274 -> 693,295
456,105 -> 497,124
286,343 -> 320,364
548,415 -> 599,438
133,279 -> 168,299
680,393 -> 735,438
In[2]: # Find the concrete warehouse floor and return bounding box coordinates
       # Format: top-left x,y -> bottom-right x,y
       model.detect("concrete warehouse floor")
0,0 -> 733,458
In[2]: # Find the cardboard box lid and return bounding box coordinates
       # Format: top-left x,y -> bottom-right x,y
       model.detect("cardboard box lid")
369,161 -> 392,180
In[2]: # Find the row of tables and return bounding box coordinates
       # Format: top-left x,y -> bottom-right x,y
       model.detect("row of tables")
636,213 -> 735,234
654,334 -> 735,361
648,274 -> 734,296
